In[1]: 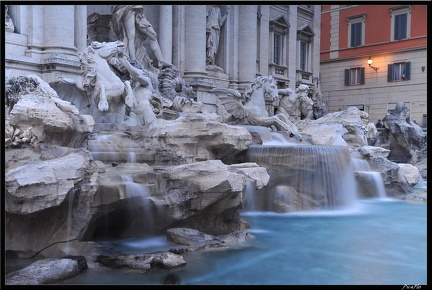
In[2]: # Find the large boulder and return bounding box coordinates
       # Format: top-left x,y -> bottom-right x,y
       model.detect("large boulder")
5,149 -> 97,214
5,149 -> 103,257
397,163 -> 420,186
5,258 -> 82,285
148,160 -> 268,235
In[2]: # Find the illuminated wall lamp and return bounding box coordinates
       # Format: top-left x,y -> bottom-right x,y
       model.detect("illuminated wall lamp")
367,57 -> 379,71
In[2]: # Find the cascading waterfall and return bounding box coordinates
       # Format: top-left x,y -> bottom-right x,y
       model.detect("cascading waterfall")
120,175 -> 163,235
87,132 -> 145,163
414,175 -> 427,190
64,188 -> 78,254
127,152 -> 137,163
245,144 -> 359,212
351,158 -> 387,199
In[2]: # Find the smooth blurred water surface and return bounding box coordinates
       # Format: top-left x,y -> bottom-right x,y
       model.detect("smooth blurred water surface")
58,198 -> 426,285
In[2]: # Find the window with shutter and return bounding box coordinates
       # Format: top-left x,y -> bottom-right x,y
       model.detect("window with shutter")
345,67 -> 365,86
387,62 -> 411,81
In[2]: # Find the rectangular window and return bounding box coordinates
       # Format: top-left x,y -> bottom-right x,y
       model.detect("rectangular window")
394,13 -> 408,40
387,62 -> 411,81
274,34 -> 282,65
350,22 -> 362,47
344,67 -> 365,86
391,6 -> 411,41
300,41 -> 307,70
347,14 -> 365,48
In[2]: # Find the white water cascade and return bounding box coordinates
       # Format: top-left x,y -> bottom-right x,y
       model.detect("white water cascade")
245,143 -> 359,212
351,158 -> 387,199
120,175 -> 160,231
414,175 -> 427,190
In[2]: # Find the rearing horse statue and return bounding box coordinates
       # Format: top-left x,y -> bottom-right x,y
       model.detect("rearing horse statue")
50,41 -> 136,123
212,76 -> 302,140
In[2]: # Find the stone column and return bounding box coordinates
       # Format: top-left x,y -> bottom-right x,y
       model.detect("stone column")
312,5 -> 321,92
183,5 -> 207,76
74,5 -> 88,54
287,6 -> 298,91
258,6 -> 270,76
42,5 -> 77,55
238,5 -> 258,86
25,5 -> 45,56
21,5 -> 81,81
159,5 -> 173,64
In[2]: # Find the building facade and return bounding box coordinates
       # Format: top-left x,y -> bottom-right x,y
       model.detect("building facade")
4,4 -> 321,113
320,5 -> 427,126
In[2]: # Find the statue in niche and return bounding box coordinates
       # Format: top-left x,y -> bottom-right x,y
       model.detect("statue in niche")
110,5 -> 171,73
206,5 -> 229,67
5,5 -> 15,33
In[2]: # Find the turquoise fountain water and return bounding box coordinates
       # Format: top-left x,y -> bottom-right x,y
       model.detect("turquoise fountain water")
55,199 -> 426,285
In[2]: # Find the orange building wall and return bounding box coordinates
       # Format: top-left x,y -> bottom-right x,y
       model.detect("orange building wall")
320,13 -> 331,53
411,5 -> 427,37
327,5 -> 427,59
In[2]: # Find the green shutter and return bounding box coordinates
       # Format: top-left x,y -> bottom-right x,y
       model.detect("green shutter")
387,64 -> 393,82
344,69 -> 350,86
360,67 -> 365,84
405,62 -> 411,80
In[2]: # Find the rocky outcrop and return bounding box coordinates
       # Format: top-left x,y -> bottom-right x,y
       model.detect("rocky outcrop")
5,149 -> 98,215
296,106 -> 369,147
88,113 -> 253,165
5,75 -> 94,149
96,251 -> 186,272
383,102 -> 427,166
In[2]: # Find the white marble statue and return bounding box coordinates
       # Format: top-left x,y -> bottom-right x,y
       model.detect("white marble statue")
117,55 -> 158,125
5,5 -> 15,33
206,5 -> 229,66
276,84 -> 315,122
212,76 -> 302,140
296,84 -> 314,120
276,87 -> 300,122
111,5 -> 171,70
51,41 -> 157,124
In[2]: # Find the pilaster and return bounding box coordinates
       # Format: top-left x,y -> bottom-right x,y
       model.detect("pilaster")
159,5 -> 173,64
237,5 -> 258,87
